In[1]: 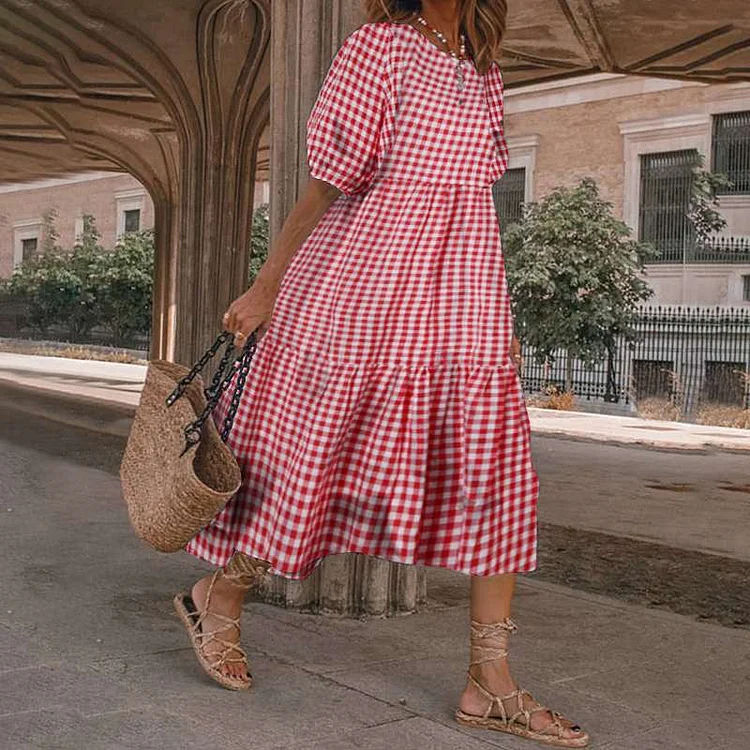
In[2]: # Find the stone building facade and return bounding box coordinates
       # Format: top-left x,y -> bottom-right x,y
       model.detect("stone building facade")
501,74 -> 750,308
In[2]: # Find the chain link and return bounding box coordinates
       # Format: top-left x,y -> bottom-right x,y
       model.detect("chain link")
204,335 -> 238,400
165,331 -> 233,407
175,330 -> 259,456
220,333 -> 258,442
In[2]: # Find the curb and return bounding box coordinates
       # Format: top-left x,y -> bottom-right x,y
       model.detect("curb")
2,378 -> 749,453
528,426 -> 746,454
527,407 -> 750,454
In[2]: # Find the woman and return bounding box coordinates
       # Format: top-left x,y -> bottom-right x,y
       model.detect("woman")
173,1 -> 589,746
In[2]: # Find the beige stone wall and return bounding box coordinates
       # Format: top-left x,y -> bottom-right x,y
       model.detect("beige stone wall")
505,78 -> 749,214
503,77 -> 750,307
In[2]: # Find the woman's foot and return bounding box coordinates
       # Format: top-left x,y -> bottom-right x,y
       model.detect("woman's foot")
189,570 -> 250,683
458,658 -> 586,741
456,618 -> 589,747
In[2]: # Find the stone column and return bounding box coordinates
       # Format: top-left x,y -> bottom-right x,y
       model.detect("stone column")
169,0 -> 272,366
262,0 -> 427,616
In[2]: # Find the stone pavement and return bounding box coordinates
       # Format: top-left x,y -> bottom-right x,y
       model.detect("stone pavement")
2,351 -> 750,452
1,406 -> 748,750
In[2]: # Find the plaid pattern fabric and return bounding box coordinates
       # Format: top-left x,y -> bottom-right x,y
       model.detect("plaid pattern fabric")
185,21 -> 539,580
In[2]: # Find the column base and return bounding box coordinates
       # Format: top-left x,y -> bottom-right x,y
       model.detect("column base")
257,554 -> 428,617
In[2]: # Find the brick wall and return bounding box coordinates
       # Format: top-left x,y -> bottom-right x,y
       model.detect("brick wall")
0,173 -> 155,278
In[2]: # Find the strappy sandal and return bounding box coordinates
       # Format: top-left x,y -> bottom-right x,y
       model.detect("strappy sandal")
455,618 -> 590,748
173,559 -> 267,691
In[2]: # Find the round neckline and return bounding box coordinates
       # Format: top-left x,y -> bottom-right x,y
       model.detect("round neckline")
398,20 -> 477,73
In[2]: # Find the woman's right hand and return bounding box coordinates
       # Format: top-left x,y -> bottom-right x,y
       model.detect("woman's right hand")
222,275 -> 278,346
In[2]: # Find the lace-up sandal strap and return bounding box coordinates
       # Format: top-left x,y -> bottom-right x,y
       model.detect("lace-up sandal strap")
222,552 -> 272,589
190,609 -> 242,642
459,674 -> 589,747
465,670 -> 512,722
469,617 -> 517,667
172,591 -> 252,691
506,689 -> 572,740
198,633 -> 249,672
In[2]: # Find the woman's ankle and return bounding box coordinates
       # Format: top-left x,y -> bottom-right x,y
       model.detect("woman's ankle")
192,571 -> 246,611
470,659 -> 515,692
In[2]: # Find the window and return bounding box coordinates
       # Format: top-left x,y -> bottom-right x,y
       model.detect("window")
21,237 -> 38,262
115,188 -> 146,236
703,361 -> 746,406
632,359 -> 674,400
638,149 -> 701,263
712,111 -> 750,195
13,219 -> 43,268
492,167 -> 526,232
123,209 -> 141,233
744,275 -> 750,302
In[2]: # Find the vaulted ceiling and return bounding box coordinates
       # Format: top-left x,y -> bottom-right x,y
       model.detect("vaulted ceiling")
501,0 -> 750,86
0,0 -> 748,186
0,0 -> 271,187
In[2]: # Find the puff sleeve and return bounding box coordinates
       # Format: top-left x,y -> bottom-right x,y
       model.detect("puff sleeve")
483,61 -> 510,169
306,23 -> 392,197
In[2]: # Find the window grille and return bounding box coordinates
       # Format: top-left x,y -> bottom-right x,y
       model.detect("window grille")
703,361 -> 747,406
632,359 -> 674,400
492,167 -> 526,233
21,237 -> 38,262
712,110 -> 750,195
124,209 -> 141,233
639,149 -> 701,263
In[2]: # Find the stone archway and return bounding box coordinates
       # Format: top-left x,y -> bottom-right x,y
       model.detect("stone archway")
0,0 -> 271,362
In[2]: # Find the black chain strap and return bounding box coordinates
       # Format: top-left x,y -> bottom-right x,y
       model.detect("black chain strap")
204,335 -> 239,401
165,330 -> 259,455
165,331 -> 233,408
220,333 -> 257,442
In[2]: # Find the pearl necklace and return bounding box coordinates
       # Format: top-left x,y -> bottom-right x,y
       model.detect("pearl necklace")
415,13 -> 468,104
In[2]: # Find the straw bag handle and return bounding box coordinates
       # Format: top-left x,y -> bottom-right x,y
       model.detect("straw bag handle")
165,330 -> 259,455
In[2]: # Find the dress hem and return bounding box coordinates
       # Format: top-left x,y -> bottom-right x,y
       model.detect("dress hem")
184,539 -> 538,582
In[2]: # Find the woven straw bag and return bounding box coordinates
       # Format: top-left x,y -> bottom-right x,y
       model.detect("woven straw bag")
120,331 -> 257,553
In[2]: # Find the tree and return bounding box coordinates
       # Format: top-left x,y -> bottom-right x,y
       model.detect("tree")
7,210 -> 98,340
92,229 -> 154,346
41,208 -> 61,254
248,202 -> 270,285
502,177 -> 657,391
7,213 -> 154,346
7,252 -> 84,335
687,153 -> 733,250
66,214 -> 103,340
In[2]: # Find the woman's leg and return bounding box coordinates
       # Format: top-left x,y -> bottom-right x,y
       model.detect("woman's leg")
458,573 -> 585,740
190,552 -> 271,681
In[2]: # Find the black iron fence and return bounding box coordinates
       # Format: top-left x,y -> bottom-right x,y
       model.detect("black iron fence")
649,235 -> 750,264
0,293 -> 150,353
521,306 -> 750,417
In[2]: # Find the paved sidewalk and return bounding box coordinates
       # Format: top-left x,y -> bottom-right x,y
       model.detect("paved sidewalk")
1,409 -> 748,750
0,352 -> 144,406
528,408 -> 750,453
2,351 -> 749,451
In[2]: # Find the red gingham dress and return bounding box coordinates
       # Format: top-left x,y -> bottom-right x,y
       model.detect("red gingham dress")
185,20 -> 539,579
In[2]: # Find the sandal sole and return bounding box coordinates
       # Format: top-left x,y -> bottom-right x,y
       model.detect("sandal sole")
173,592 -> 252,692
455,709 -> 590,748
